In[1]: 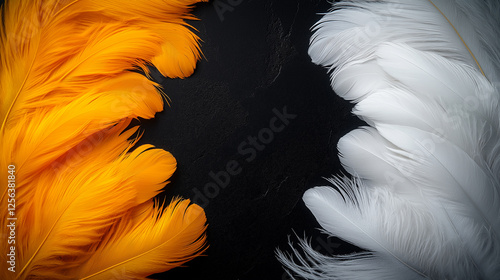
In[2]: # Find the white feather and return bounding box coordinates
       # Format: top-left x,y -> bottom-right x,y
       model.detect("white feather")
277,0 -> 500,279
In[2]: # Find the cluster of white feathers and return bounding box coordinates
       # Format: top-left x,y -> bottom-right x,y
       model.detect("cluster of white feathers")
278,0 -> 500,279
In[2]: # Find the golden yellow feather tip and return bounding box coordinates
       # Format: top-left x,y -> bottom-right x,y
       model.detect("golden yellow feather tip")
0,0 -> 208,279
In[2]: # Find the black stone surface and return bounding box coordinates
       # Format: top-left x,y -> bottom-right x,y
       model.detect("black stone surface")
140,1 -> 364,279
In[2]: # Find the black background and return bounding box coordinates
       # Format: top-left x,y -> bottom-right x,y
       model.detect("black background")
141,1 -> 363,279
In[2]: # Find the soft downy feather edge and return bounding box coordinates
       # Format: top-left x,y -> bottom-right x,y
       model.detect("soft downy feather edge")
277,0 -> 500,279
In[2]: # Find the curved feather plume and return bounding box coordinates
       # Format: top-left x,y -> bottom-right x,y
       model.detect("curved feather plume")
0,0 -> 207,279
278,0 -> 500,279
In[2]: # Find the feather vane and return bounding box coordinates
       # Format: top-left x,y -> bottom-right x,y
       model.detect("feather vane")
278,0 -> 500,279
0,0 -> 207,279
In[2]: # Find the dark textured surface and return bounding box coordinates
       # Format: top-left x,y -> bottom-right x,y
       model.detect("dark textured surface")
140,1 -> 364,279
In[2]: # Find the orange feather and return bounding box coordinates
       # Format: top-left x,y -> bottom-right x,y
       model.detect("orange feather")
0,0 -> 207,279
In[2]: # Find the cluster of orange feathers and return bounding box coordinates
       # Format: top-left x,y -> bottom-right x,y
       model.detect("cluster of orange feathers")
0,0 -> 208,279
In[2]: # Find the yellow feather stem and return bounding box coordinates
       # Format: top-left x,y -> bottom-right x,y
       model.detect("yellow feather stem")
427,0 -> 486,77
16,125 -> 178,279
0,0 -> 208,279
77,199 -> 207,280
